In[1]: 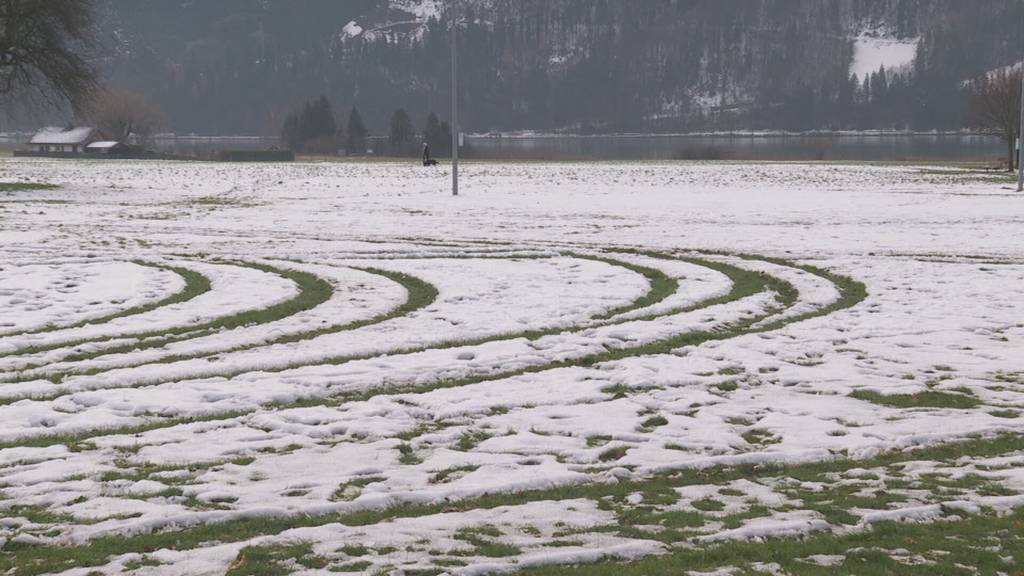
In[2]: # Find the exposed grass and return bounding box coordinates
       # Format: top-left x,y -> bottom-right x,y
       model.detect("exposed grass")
850,389 -> 982,410
330,476 -> 387,502
0,249 -> 876,575
188,195 -> 256,207
397,443 -> 423,465
0,250 -> 814,451
3,431 -> 1019,576
741,428 -> 782,446
917,167 -> 1018,184
453,526 -> 521,558
640,415 -> 669,430
521,508 -> 1024,576
0,251 -> 771,446
581,255 -> 679,320
0,182 -> 58,192
0,261 -> 211,341
14,267 -> 437,383
0,410 -> 251,452
429,465 -> 480,485
1,252 -> 654,389
454,430 -> 493,452
2,260 -> 335,386
225,543 -> 328,576
598,446 -> 630,462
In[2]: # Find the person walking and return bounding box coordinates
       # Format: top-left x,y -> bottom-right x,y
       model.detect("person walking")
422,141 -> 433,166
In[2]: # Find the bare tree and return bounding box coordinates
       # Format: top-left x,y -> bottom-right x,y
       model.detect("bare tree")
86,88 -> 166,144
967,68 -> 1022,171
0,0 -> 98,112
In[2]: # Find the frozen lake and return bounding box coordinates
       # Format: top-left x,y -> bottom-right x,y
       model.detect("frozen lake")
465,133 -> 1006,161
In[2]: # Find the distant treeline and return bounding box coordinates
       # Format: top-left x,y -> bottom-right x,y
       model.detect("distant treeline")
281,96 -> 452,156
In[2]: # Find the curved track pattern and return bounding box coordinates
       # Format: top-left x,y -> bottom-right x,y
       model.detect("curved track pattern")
2,160 -> 1023,576
0,238 -> 906,576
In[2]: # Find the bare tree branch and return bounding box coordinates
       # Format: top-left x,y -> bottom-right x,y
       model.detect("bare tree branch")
0,0 -> 98,113
85,87 -> 166,145
966,68 -> 1022,171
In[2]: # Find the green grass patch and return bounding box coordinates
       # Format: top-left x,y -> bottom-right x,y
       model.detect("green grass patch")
429,465 -> 480,484
3,432 -> 1021,576
14,267 -> 437,385
581,256 -> 679,321
453,526 -> 521,558
640,415 -> 669,430
741,429 -> 782,446
521,508 -> 1024,576
226,543 -> 328,576
0,182 -> 58,192
330,476 -> 387,502
691,498 -> 726,512
850,389 -> 981,410
397,443 -> 423,465
599,446 -> 629,462
2,261 -> 335,386
454,430 -> 493,452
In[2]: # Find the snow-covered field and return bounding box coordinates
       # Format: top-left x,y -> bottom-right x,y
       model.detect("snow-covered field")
0,158 -> 1022,575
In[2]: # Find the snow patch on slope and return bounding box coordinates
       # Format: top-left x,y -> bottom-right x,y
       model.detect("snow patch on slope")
341,21 -> 363,39
850,34 -> 918,79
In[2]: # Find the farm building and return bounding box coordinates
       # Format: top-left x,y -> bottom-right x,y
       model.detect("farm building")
27,126 -> 99,153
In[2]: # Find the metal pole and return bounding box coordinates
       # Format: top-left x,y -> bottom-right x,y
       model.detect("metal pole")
450,0 -> 459,197
1017,68 -> 1024,191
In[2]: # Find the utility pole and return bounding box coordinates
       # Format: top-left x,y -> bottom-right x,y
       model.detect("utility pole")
450,0 -> 459,197
1017,68 -> 1024,191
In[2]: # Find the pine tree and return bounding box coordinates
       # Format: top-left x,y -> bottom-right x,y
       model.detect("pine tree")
424,112 -> 448,157
346,108 -> 368,155
310,96 -> 337,139
281,96 -> 339,153
389,108 -> 415,155
281,114 -> 300,151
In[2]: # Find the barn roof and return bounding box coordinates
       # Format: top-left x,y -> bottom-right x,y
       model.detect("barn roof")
29,126 -> 96,145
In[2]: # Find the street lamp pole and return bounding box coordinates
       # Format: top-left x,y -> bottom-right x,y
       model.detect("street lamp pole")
450,0 -> 459,197
1017,67 -> 1024,192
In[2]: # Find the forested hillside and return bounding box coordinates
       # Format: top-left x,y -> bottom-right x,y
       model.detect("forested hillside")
92,0 -> 1024,135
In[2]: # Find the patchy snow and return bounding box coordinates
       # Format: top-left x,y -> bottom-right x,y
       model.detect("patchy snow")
0,261 -> 182,335
341,20 -> 363,38
851,34 -> 919,79
0,158 -> 1022,574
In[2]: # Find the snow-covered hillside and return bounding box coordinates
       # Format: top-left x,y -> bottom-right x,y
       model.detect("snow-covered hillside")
90,0 -> 1024,134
